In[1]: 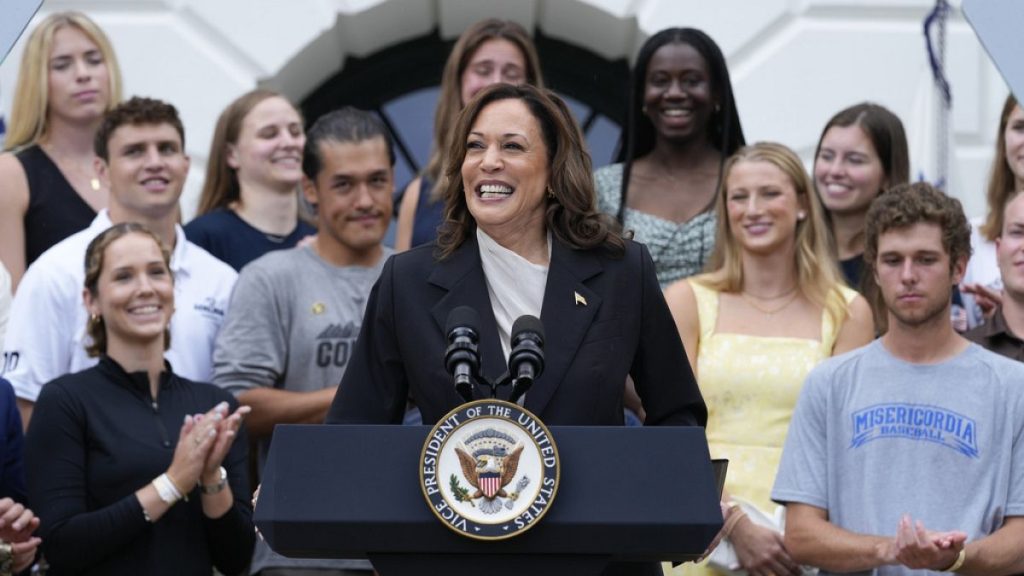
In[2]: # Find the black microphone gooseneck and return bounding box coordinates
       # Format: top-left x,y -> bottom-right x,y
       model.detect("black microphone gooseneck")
508,315 -> 545,404
445,306 -> 482,403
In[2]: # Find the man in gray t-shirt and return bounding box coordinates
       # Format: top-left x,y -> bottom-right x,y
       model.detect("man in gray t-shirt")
773,183 -> 1024,575
214,108 -> 396,576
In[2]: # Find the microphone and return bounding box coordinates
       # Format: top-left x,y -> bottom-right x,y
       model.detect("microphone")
508,315 -> 544,404
445,306 -> 481,402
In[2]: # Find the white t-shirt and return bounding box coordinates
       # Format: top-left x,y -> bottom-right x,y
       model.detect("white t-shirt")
1,211 -> 237,401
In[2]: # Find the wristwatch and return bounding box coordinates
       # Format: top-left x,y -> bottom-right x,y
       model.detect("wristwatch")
200,466 -> 228,495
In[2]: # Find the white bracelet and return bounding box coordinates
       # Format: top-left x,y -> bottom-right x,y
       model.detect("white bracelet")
153,473 -> 182,505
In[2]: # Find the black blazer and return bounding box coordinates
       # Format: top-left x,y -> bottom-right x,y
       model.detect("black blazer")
326,233 -> 706,428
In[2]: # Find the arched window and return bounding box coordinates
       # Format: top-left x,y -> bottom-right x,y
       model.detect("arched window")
300,27 -> 629,192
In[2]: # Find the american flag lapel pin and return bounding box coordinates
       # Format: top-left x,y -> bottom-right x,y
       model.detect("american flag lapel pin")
574,291 -> 587,306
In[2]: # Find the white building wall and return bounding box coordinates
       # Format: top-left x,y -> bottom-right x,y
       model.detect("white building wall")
0,0 -> 1005,220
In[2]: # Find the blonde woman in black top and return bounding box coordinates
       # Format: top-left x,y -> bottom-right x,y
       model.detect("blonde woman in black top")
0,12 -> 123,290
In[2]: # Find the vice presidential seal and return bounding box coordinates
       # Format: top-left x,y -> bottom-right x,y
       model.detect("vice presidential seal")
420,399 -> 559,540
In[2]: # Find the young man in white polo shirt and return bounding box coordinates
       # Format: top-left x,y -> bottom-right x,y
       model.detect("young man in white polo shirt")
2,96 -> 236,426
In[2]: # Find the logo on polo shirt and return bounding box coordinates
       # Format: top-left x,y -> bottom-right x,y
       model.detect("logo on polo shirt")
850,403 -> 979,458
193,297 -> 226,319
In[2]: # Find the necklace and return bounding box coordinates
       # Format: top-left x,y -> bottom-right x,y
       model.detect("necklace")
41,142 -> 103,192
740,286 -> 799,316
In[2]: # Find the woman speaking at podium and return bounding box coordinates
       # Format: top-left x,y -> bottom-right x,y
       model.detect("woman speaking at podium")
326,82 -> 706,432
326,83 -> 708,576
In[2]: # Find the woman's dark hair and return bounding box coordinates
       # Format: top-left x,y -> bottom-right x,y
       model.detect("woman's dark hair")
979,94 -> 1020,242
813,102 -> 910,201
436,83 -> 624,259
616,27 -> 746,222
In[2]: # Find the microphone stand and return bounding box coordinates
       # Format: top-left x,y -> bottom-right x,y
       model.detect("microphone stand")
458,372 -> 516,403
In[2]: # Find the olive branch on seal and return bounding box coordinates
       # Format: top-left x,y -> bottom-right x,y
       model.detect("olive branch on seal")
449,474 -> 475,507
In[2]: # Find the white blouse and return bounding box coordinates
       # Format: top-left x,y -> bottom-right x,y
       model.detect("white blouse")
476,228 -> 550,362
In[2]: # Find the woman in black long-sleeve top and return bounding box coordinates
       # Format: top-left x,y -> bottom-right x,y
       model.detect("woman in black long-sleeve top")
25,222 -> 254,576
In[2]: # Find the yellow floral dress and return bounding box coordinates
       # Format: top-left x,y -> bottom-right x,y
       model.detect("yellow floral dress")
675,279 -> 855,576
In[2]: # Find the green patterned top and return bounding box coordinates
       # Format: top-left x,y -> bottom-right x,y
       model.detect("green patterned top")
594,162 -> 716,288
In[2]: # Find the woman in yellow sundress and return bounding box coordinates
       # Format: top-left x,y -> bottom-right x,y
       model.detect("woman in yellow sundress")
666,142 -> 874,576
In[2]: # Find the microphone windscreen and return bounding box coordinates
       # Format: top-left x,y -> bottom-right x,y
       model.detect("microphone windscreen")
446,306 -> 481,335
511,315 -> 545,343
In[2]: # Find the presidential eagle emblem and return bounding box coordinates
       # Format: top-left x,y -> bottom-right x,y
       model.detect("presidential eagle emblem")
454,429 -> 525,513
420,400 -> 559,540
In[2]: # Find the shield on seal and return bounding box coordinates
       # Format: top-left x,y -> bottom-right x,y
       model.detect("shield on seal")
479,471 -> 501,499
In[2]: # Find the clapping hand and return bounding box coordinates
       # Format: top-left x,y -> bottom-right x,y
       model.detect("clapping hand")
961,283 -> 1002,320
892,514 -> 966,571
202,402 -> 251,483
167,401 -> 248,491
0,498 -> 38,544
0,498 -> 41,573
